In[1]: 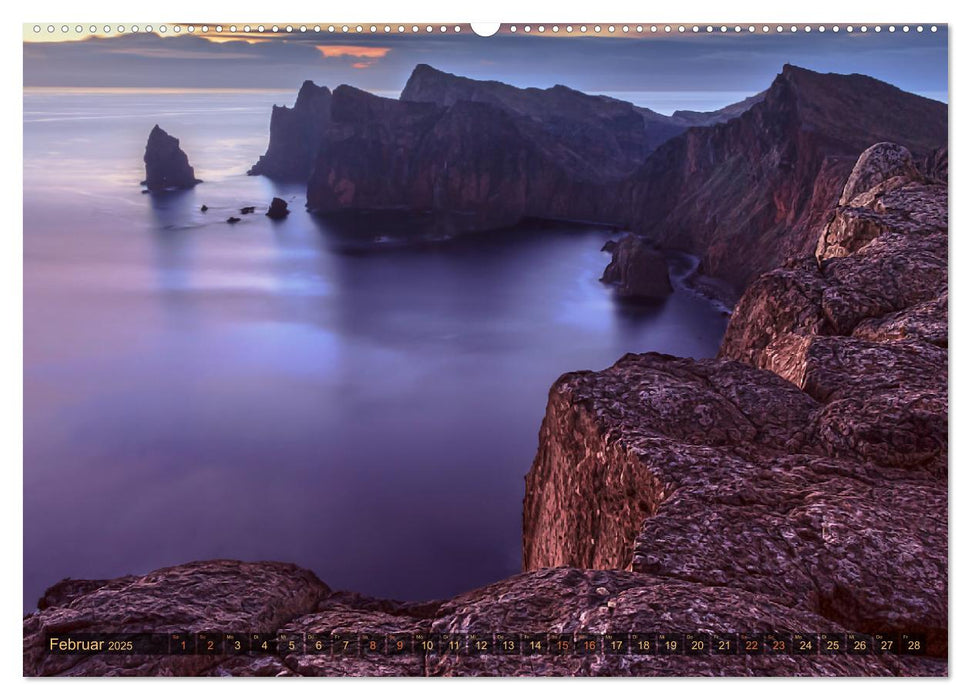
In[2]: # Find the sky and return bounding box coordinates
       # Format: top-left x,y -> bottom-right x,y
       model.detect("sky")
23,24 -> 948,111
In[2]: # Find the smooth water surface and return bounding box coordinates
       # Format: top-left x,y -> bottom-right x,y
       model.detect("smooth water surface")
23,89 -> 728,609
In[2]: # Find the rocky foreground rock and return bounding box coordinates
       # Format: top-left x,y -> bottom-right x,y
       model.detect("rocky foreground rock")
141,125 -> 201,192
524,143 -> 947,669
24,142 -> 946,676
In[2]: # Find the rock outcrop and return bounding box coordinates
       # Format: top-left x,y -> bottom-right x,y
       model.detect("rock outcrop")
524,142 -> 947,663
24,561 -> 941,677
627,65 -> 947,293
266,197 -> 290,220
141,125 -> 201,191
248,81 -> 333,181
600,234 -> 673,300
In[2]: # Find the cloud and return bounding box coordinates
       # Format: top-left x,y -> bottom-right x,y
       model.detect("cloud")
315,45 -> 391,58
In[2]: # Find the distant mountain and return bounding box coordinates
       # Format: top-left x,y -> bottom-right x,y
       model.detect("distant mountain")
627,65 -> 947,291
670,91 -> 767,127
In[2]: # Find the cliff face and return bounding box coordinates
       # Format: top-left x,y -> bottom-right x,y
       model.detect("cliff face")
248,81 -> 333,181
252,65 -> 769,232
142,125 -> 201,191
304,84 -> 631,231
627,65 -> 947,292
400,64 -> 688,168
523,143 -> 947,663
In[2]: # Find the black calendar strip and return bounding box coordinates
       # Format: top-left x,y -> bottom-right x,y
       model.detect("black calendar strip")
45,631 -> 926,656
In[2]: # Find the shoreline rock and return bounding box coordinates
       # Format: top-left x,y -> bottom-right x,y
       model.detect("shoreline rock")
266,197 -> 290,220
600,234 -> 672,300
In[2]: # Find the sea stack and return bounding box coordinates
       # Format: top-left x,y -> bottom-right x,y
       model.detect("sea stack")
266,197 -> 290,220
600,234 -> 673,300
142,125 -> 201,192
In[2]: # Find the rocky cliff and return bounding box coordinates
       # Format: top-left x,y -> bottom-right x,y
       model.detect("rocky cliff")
523,142 -> 947,665
142,125 -> 201,191
248,81 -> 332,181
400,64 -> 689,166
250,65 -> 771,233
304,83 -> 631,232
24,141 -> 947,677
627,65 -> 947,293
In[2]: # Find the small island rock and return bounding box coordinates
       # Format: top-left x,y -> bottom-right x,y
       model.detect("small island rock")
266,197 -> 291,220
141,125 -> 201,192
601,234 -> 673,300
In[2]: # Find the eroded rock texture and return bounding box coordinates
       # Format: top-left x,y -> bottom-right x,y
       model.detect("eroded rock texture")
524,142 -> 947,667
25,562 -> 942,677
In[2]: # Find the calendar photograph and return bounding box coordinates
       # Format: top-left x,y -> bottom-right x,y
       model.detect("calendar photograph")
21,18 -> 948,677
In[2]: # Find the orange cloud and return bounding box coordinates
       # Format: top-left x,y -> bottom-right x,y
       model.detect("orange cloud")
315,45 -> 390,59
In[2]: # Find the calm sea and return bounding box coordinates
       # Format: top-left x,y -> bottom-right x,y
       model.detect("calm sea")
23,88 -> 728,610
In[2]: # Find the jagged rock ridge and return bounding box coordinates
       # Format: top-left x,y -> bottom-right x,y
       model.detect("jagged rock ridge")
627,65 -> 947,293
248,65 -> 767,231
248,81 -> 332,181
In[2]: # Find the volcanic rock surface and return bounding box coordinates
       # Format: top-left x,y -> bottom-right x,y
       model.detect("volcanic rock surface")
142,125 -> 201,191
250,64 -> 766,234
24,561 -> 942,677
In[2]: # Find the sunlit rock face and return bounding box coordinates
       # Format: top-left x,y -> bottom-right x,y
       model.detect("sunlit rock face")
142,125 -> 201,191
